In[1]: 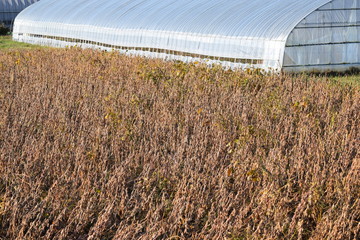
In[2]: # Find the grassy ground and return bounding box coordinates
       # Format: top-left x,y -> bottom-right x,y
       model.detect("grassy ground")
328,74 -> 360,86
0,35 -> 42,50
0,48 -> 359,239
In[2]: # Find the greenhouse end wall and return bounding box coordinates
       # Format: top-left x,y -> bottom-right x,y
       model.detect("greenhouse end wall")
283,0 -> 360,72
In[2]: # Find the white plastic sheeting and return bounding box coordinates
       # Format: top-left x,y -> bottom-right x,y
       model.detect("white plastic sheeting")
0,0 -> 39,28
12,0 -> 360,72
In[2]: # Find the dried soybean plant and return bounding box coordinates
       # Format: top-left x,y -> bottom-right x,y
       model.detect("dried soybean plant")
0,48 -> 359,240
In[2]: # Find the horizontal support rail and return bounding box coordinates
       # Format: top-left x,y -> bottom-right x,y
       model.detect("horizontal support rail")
317,8 -> 360,11
284,62 -> 360,68
286,41 -> 360,47
295,24 -> 360,29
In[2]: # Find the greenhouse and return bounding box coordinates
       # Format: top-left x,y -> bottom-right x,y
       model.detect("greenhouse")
0,0 -> 39,29
12,0 -> 360,72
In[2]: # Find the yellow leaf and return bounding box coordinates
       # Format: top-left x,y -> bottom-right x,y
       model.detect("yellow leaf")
227,167 -> 234,177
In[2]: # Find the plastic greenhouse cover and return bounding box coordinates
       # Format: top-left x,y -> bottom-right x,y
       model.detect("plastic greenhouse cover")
0,0 -> 39,26
0,0 -> 38,12
13,0 -> 360,72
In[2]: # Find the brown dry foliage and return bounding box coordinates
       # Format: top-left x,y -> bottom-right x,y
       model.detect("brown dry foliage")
0,48 -> 359,240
